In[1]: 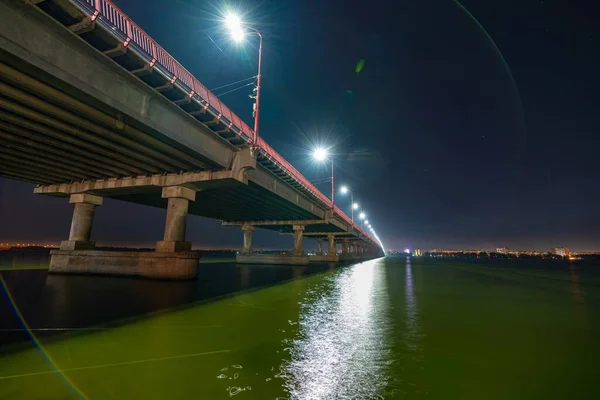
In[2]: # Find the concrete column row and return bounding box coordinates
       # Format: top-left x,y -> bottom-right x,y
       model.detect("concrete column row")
60,186 -> 196,253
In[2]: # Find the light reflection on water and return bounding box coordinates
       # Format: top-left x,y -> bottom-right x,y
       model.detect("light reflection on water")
281,260 -> 391,399
403,259 -> 421,354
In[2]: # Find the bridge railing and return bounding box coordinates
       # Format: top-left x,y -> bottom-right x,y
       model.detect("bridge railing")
73,0 -> 375,243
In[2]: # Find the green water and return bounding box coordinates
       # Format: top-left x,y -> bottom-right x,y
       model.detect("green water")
1,258 -> 599,399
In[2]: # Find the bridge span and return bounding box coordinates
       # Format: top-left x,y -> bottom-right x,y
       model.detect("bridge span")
0,0 -> 383,278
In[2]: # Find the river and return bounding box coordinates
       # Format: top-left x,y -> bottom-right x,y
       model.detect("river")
1,256 -> 599,399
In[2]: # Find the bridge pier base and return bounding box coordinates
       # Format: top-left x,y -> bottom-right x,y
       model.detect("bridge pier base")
49,187 -> 199,280
236,224 -> 309,265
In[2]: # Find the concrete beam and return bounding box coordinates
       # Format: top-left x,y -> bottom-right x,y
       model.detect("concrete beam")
33,169 -> 247,197
70,193 -> 103,206
161,186 -> 196,202
290,232 -> 354,237
223,219 -> 329,227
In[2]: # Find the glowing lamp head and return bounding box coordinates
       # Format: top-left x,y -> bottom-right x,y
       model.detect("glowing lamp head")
352,203 -> 359,210
225,14 -> 245,42
312,147 -> 329,161
340,186 -> 349,194
365,220 -> 369,224
359,212 -> 366,220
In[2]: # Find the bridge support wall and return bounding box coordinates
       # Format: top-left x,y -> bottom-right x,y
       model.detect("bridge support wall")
49,186 -> 199,279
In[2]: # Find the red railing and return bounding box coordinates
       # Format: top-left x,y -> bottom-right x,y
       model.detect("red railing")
74,0 -> 375,243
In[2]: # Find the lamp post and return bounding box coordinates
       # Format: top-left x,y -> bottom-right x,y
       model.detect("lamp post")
312,147 -> 334,209
340,186 -> 359,226
225,14 -> 263,145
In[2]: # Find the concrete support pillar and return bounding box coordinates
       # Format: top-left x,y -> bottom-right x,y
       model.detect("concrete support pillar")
317,238 -> 324,255
292,225 -> 305,256
342,239 -> 350,255
241,224 -> 254,254
156,186 -> 196,252
352,243 -> 358,254
60,193 -> 103,250
328,234 -> 336,256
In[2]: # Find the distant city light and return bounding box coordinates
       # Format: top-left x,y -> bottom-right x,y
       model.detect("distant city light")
404,249 -> 410,254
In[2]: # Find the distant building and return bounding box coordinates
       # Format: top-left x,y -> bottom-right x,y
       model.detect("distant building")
551,247 -> 570,257
496,247 -> 509,254
413,249 -> 422,257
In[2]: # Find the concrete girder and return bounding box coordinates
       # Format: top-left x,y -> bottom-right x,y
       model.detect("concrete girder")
0,152 -> 93,181
223,219 -> 329,227
1,171 -> 52,184
0,158 -> 79,182
0,127 -> 141,177
0,100 -> 160,175
0,164 -> 66,184
246,167 -> 328,221
0,78 -> 187,172
0,144 -> 107,179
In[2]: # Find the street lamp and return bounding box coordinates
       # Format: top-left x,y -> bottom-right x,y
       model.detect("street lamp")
359,212 -> 366,229
224,13 -> 263,145
340,185 -> 357,225
312,147 -> 334,209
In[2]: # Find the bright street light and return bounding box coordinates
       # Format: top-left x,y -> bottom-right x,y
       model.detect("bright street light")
365,220 -> 369,224
312,147 -> 329,161
224,14 -> 245,42
224,13 -> 263,145
339,185 -> 357,226
359,212 -> 366,219
311,147 -> 334,208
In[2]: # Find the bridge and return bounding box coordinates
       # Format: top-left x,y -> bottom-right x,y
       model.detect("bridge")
0,0 -> 383,279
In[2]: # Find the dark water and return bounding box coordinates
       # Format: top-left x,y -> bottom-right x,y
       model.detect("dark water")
1,256 -> 599,399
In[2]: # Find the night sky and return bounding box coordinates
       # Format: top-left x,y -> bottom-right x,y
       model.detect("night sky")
1,0 -> 599,251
